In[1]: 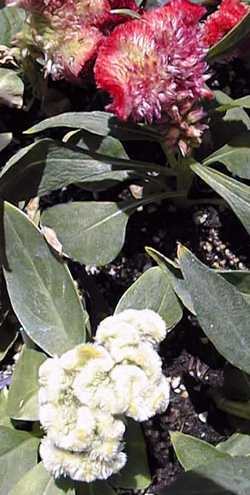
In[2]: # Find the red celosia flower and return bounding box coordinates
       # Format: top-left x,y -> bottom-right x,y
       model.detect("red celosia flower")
202,0 -> 248,47
160,0 -> 206,25
94,1 -> 212,153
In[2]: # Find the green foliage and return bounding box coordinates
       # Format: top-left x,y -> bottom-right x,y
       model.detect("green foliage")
7,346 -> 46,421
2,202 -> 88,355
0,68 -> 24,108
111,420 -> 151,489
191,162 -> 250,235
0,5 -> 25,46
0,426 -> 39,494
116,266 -> 183,329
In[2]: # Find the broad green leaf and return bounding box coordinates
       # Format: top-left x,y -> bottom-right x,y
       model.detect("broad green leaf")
216,95 -> 250,112
0,68 -> 24,108
111,420 -> 151,489
41,191 -> 178,266
147,247 -> 250,309
24,111 -> 160,141
0,426 -> 39,494
9,462 -> 74,495
210,91 -> 250,149
162,456 -> 250,495
191,162 -> 250,235
0,138 -> 170,202
203,131 -> 250,179
76,481 -> 115,495
42,201 -> 130,266
2,202 -> 87,356
0,388 -> 12,427
145,247 -> 195,314
115,266 -> 183,330
171,431 -> 229,471
178,245 -> 250,373
217,433 -> 250,456
208,12 -> 250,61
0,132 -> 12,152
63,130 -> 129,159
7,346 -> 46,421
0,6 -> 25,46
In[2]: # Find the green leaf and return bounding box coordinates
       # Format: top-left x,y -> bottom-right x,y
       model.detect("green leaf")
7,346 -> 46,421
210,91 -> 250,149
24,111 -> 160,141
111,420 -> 151,489
177,245 -> 250,374
41,191 -> 178,266
216,95 -> 250,112
145,247 -> 195,314
0,388 -> 12,427
0,6 -> 25,46
171,431 -> 229,471
63,130 -> 129,158
42,201 -> 131,266
0,132 -> 12,152
9,462 -> 74,495
0,426 -> 39,494
0,138 -> 170,202
203,131 -> 250,179
161,456 -> 250,495
2,202 -> 87,356
146,247 -> 250,309
83,481 -> 116,495
217,433 -> 250,456
191,162 -> 250,235
208,12 -> 250,62
0,68 -> 24,108
115,266 -> 183,330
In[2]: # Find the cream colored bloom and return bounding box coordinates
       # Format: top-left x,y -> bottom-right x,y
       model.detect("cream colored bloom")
109,342 -> 162,382
115,309 -> 167,345
39,309 -> 170,483
40,438 -> 127,482
60,343 -> 112,371
95,316 -> 140,349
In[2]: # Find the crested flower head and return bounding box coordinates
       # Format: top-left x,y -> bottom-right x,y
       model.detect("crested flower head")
39,309 -> 170,482
40,438 -> 127,482
94,0 -> 213,154
202,0 -> 248,47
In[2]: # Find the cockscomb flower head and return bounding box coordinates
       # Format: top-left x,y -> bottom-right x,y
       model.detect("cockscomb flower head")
39,310 -> 170,481
202,0 -> 248,47
94,1 -> 213,154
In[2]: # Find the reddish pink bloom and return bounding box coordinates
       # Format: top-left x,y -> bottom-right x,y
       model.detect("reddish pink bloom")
160,0 -> 206,25
202,0 -> 248,47
94,1 -> 212,153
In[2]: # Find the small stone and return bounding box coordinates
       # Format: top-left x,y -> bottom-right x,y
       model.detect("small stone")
198,412 -> 207,423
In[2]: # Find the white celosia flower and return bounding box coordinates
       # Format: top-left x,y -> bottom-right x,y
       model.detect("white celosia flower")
60,343 -> 110,371
39,357 -> 72,403
73,351 -> 114,406
109,342 -> 162,382
115,309 -> 167,345
39,308 -> 170,483
95,316 -> 140,350
95,411 -> 126,441
40,438 -> 127,482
